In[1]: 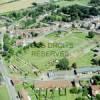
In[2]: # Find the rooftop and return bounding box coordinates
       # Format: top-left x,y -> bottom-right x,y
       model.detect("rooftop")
77,66 -> 100,73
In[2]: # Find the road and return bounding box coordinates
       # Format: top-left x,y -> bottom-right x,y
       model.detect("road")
0,60 -> 20,100
12,66 -> 100,84
0,27 -> 20,100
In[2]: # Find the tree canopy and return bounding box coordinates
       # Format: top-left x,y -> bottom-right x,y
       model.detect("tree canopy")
56,58 -> 69,70
89,0 -> 100,6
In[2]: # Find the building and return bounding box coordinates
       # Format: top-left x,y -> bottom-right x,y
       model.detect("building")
77,66 -> 100,75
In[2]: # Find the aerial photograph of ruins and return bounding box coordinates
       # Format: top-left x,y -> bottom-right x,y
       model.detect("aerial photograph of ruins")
0,0 -> 100,100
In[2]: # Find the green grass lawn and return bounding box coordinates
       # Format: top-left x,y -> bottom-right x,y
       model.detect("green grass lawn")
55,0 -> 90,7
0,0 -> 13,4
10,30 -> 88,70
5,29 -> 100,77
70,51 -> 94,67
0,85 -> 10,100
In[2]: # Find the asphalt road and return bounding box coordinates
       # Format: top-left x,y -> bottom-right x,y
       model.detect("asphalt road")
0,60 -> 20,100
0,27 -> 20,100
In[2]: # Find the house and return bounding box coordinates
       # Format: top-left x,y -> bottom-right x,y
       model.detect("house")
91,85 -> 100,96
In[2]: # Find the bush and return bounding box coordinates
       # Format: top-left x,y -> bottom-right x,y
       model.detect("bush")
75,97 -> 88,100
70,87 -> 80,94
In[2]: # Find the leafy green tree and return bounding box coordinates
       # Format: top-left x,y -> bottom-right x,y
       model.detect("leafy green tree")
56,58 -> 69,70
33,42 -> 45,48
3,34 -> 11,51
82,87 -> 88,96
96,94 -> 100,100
75,97 -> 88,100
71,62 -> 77,69
70,87 -> 80,94
0,43 -> 2,50
89,0 -> 100,6
88,31 -> 95,38
89,7 -> 99,16
98,59 -> 100,66
30,32 -> 38,37
32,2 -> 37,6
92,75 -> 100,85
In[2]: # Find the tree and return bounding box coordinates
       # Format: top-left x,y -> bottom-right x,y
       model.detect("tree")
18,36 -> 22,39
32,2 -> 37,6
70,87 -> 80,94
8,48 -> 14,56
75,97 -> 87,100
59,4 -> 99,21
56,58 -> 69,70
71,62 -> 77,69
3,34 -> 11,51
0,43 -> 2,50
89,0 -> 100,6
33,42 -> 45,48
0,73 -> 2,85
30,32 -> 38,37
98,59 -> 100,66
96,94 -> 100,100
89,7 -> 99,16
88,31 -> 95,38
82,87 -> 88,96
91,58 -> 98,65
92,75 -> 100,85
